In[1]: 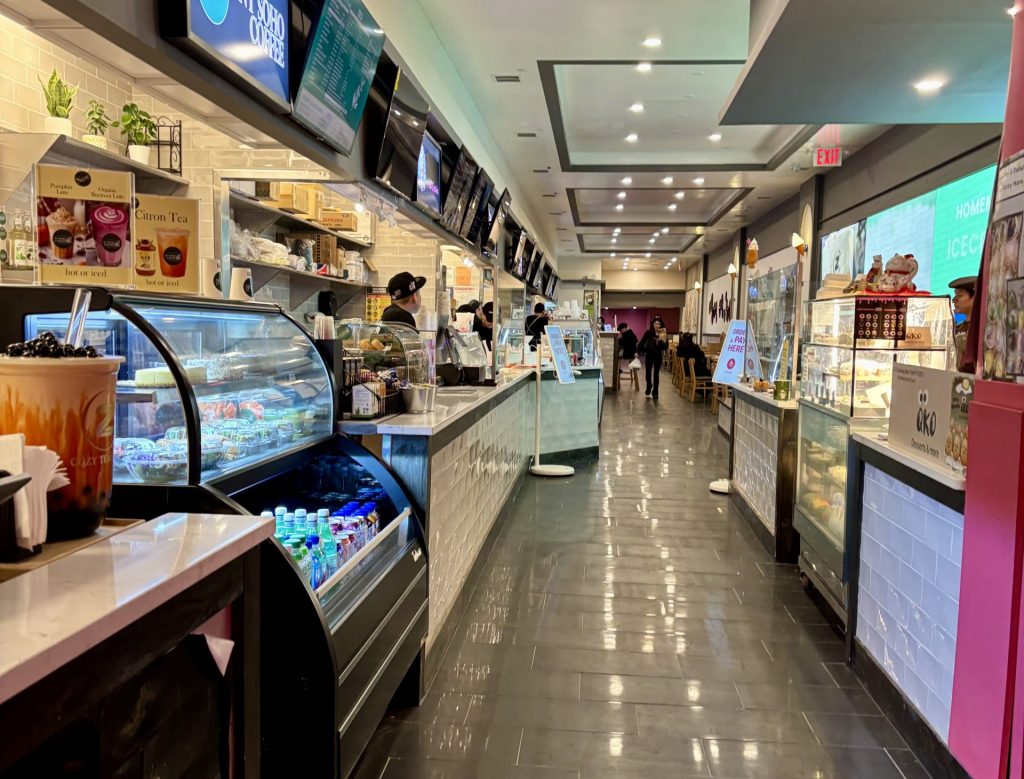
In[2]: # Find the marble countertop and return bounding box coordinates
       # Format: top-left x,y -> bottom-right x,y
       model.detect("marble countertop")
729,383 -> 800,411
0,512 -> 273,705
852,433 -> 966,492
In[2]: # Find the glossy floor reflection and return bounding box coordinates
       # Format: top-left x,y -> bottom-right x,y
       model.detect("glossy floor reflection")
352,387 -> 930,778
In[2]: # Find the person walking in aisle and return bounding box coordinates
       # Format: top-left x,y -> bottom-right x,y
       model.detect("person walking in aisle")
638,316 -> 668,398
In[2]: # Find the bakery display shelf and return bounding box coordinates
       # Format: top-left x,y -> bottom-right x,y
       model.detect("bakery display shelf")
802,464 -> 848,497
228,191 -> 372,249
795,503 -> 844,550
230,257 -> 369,310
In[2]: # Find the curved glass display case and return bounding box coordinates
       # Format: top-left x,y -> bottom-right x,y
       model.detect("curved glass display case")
24,298 -> 334,486
339,320 -> 430,384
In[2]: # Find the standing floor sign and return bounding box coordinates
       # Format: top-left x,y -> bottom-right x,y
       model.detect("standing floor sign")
545,325 -> 575,384
712,320 -> 762,385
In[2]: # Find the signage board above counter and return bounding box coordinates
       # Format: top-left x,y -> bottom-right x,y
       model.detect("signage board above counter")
161,0 -> 292,111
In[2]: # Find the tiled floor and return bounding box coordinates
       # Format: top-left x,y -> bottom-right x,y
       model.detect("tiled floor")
352,385 -> 930,778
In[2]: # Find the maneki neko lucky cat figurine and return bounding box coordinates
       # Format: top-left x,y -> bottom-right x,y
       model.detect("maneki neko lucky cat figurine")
876,253 -> 919,294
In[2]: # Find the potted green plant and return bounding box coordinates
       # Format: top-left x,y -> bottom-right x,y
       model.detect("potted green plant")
38,69 -> 78,136
82,100 -> 110,150
115,103 -> 157,165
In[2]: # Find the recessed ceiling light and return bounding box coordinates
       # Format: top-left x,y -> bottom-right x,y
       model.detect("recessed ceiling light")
661,176 -> 673,185
914,78 -> 945,93
708,133 -> 722,142
633,268 -> 639,271
641,37 -> 662,48
652,231 -> 660,236
675,191 -> 685,200
611,238 -> 618,244
611,252 -> 616,257
661,227 -> 669,234
621,177 -> 632,185
629,102 -> 644,113
644,253 -> 651,258
693,177 -> 705,185
671,257 -> 678,263
648,238 -> 656,244
613,227 -> 621,234
668,204 -> 677,211
615,204 -> 624,211
617,191 -> 627,199
636,62 -> 652,73
625,133 -> 639,143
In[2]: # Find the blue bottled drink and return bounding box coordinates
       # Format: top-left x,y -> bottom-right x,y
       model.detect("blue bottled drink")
307,535 -> 326,588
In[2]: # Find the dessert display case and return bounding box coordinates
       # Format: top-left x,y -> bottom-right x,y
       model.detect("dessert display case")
795,294 -> 954,623
800,295 -> 953,417
496,318 -> 597,368
0,285 -> 428,777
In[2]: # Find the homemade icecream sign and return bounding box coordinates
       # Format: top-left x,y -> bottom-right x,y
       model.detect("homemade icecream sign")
36,164 -> 134,287
889,363 -> 974,474
134,195 -> 201,294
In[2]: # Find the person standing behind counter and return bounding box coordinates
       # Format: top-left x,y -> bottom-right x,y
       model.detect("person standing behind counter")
526,303 -> 549,350
381,272 -> 426,329
474,302 -> 494,349
949,275 -> 976,372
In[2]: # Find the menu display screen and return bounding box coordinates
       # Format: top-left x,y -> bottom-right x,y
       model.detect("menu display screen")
440,148 -> 477,232
164,0 -> 291,109
415,133 -> 442,219
292,0 -> 385,154
818,165 -> 996,292
483,188 -> 511,258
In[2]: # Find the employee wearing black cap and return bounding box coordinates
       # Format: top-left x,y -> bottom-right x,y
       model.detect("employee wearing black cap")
382,271 -> 426,329
949,275 -> 976,371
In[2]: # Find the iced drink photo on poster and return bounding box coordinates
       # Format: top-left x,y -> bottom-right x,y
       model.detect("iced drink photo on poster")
92,205 -> 129,267
156,228 -> 189,277
45,206 -> 78,261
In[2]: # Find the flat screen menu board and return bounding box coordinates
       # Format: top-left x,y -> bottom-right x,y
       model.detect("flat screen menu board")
518,236 -> 536,280
415,133 -> 443,219
459,168 -> 494,242
372,65 -> 429,201
539,263 -> 553,298
161,0 -> 291,110
440,147 -> 477,232
817,164 -> 996,292
526,249 -> 545,288
483,189 -> 511,259
292,0 -> 385,155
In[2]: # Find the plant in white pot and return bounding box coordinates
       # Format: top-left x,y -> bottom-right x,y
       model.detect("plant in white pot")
38,69 -> 78,136
115,103 -> 157,165
82,100 -> 111,150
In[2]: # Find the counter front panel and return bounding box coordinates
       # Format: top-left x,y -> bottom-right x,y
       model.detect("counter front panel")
857,462 -> 964,744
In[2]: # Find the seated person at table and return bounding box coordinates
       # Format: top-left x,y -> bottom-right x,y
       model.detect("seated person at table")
676,332 -> 710,377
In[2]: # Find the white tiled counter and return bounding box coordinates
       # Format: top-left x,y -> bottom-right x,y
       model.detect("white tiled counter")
728,385 -> 799,562
848,433 -> 966,772
338,367 -> 603,681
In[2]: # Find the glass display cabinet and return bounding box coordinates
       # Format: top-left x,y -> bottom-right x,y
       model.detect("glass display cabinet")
338,321 -> 430,384
0,285 -> 428,779
795,294 -> 954,623
746,264 -> 798,382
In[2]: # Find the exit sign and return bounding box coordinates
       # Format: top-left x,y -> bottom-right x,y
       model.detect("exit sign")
814,146 -> 843,167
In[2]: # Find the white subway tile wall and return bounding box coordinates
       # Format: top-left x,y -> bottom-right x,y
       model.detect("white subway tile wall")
857,463 -> 964,744
427,381 -> 533,647
539,379 -> 600,455
366,223 -> 439,309
732,397 -> 779,534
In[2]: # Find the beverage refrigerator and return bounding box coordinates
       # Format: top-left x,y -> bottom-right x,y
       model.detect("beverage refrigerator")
0,285 -> 427,778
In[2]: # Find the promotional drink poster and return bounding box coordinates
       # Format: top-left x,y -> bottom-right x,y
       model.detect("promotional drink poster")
134,194 -> 200,294
35,164 -> 134,287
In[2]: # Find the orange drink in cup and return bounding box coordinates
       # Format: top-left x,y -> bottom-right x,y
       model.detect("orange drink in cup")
157,228 -> 190,277
0,352 -> 123,540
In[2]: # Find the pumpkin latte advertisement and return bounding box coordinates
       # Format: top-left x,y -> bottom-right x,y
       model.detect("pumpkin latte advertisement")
36,163 -> 134,286
134,194 -> 200,294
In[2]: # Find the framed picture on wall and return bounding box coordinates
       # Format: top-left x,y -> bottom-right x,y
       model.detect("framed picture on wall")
702,273 -> 736,337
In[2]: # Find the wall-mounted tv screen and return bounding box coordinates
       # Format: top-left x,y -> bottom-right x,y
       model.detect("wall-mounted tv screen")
415,132 -> 442,220
292,0 -> 384,155
482,189 -> 512,258
459,168 -> 494,242
369,55 -> 429,201
526,249 -> 545,288
538,263 -> 554,298
519,237 -> 536,280
505,223 -> 524,274
440,147 -> 477,232
550,277 -> 561,301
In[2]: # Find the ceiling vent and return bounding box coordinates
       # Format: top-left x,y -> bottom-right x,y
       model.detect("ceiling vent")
516,131 -> 538,138
542,192 -> 558,197
532,168 -> 549,173
494,74 -> 521,83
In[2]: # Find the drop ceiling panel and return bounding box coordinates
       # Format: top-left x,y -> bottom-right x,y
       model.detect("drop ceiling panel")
721,0 -> 1011,125
581,232 -> 698,254
570,187 -> 749,225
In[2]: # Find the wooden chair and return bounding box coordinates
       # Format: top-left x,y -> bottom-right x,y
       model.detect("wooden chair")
670,353 -> 681,387
711,382 -> 728,414
630,367 -> 641,391
688,358 -> 713,403
678,358 -> 693,398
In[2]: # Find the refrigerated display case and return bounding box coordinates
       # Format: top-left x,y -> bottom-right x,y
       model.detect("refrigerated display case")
795,294 -> 954,623
746,264 -> 798,382
495,318 -> 597,367
0,285 -> 428,778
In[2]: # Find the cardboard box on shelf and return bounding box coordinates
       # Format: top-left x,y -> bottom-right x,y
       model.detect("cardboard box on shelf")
285,233 -> 338,267
254,181 -> 279,201
318,210 -> 359,231
267,183 -> 311,215
299,185 -> 325,222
